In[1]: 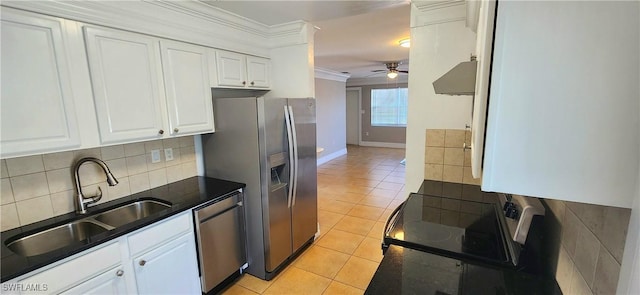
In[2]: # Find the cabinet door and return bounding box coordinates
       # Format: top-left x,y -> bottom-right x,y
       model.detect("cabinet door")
18,242 -> 121,295
133,233 -> 200,294
482,1 -> 638,208
84,26 -> 167,144
160,41 -> 214,135
246,56 -> 271,88
470,0 -> 496,178
60,266 -> 127,295
0,9 -> 80,157
215,50 -> 247,87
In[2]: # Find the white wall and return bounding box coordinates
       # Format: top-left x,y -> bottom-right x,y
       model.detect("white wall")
315,77 -> 347,164
618,176 -> 640,294
618,15 -> 640,288
404,2 -> 476,195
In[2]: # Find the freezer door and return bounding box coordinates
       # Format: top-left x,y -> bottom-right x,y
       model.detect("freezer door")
260,97 -> 293,272
288,98 -> 318,251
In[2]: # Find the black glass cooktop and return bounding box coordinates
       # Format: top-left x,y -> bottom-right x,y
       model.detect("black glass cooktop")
384,193 -> 509,266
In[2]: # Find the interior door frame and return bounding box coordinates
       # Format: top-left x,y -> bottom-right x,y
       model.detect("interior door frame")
346,87 -> 363,146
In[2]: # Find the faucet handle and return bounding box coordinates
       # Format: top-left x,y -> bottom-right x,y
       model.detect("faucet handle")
84,186 -> 103,205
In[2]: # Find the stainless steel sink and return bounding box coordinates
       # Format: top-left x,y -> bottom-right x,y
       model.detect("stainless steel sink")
92,200 -> 171,228
5,199 -> 172,257
6,220 -> 110,257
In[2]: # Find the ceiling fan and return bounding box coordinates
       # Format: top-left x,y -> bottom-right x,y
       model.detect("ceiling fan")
371,62 -> 409,79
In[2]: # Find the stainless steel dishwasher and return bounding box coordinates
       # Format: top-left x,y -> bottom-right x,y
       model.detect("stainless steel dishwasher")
193,190 -> 246,294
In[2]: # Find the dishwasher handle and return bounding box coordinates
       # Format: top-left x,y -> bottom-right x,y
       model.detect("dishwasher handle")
195,192 -> 243,223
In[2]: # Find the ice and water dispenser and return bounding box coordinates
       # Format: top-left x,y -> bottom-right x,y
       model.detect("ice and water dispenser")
269,152 -> 288,196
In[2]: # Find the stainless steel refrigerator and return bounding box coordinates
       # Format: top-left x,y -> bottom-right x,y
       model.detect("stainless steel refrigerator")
201,94 -> 317,280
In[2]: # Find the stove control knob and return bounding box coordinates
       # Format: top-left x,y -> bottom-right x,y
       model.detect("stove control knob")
503,201 -> 514,212
506,207 -> 519,219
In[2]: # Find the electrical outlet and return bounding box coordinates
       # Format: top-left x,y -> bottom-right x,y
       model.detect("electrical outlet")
365,132 -> 369,136
151,150 -> 161,163
164,148 -> 174,161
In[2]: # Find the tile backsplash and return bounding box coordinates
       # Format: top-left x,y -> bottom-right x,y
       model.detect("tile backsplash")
543,199 -> 631,295
0,136 -> 198,231
424,129 -> 479,185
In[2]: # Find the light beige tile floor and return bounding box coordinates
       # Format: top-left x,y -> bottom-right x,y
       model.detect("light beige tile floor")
223,145 -> 406,295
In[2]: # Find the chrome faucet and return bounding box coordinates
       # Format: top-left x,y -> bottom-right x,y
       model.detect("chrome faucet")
73,157 -> 119,214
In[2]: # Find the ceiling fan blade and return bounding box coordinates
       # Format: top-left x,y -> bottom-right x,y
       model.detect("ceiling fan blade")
399,70 -> 409,73
371,70 -> 386,72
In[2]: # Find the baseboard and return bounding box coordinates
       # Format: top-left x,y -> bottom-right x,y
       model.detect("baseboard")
359,141 -> 406,149
317,148 -> 347,166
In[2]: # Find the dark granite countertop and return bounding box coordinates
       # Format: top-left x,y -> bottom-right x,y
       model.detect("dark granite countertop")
416,180 -> 498,203
366,245 -> 561,295
0,176 -> 245,282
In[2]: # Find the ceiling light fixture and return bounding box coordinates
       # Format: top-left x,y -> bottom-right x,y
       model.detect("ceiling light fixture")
399,38 -> 410,48
387,70 -> 399,79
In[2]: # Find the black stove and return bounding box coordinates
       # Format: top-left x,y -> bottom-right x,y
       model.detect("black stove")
383,187 -> 545,272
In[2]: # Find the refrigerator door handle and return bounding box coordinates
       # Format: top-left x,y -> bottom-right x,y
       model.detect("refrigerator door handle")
288,105 -> 299,207
284,105 -> 294,209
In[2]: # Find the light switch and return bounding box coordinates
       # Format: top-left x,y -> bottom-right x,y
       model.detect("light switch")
164,148 -> 174,161
151,150 -> 161,163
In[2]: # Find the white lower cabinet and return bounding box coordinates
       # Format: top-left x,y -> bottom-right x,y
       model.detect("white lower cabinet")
60,266 -> 127,295
11,211 -> 200,295
16,242 -> 122,295
133,233 -> 200,295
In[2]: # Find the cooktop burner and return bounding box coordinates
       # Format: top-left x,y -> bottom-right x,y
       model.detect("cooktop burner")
384,193 -> 509,266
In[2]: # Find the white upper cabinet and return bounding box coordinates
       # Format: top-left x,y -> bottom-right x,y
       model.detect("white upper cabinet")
0,9 -> 81,158
160,41 -> 215,135
214,50 -> 271,89
246,56 -> 271,88
84,26 -> 167,144
481,1 -> 639,208
469,0 -> 496,179
215,50 -> 247,87
85,27 -> 215,145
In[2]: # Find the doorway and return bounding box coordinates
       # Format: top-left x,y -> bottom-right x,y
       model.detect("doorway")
345,87 -> 361,145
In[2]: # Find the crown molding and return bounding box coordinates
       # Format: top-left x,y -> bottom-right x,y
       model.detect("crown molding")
1,0 -> 312,57
315,68 -> 351,82
269,21 -> 315,48
411,0 -> 467,27
147,1 -> 269,38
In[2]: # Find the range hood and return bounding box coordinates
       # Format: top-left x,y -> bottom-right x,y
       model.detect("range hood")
433,56 -> 477,96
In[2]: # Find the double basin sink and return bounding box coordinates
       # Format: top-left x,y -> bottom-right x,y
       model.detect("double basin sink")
5,200 -> 172,257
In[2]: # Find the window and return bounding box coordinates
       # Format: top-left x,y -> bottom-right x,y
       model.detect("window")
371,88 -> 408,127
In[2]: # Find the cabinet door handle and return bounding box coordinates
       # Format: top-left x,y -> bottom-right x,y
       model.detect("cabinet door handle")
116,269 -> 124,277
158,129 -> 165,135
139,260 -> 147,266
173,128 -> 179,133
242,81 -> 246,85
463,143 -> 472,150
250,81 -> 255,86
